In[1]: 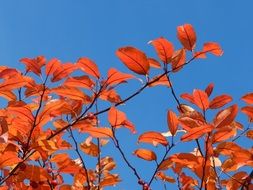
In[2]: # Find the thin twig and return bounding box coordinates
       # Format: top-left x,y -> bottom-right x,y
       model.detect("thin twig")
111,127 -> 141,180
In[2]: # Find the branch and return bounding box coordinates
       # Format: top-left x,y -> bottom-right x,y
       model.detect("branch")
68,128 -> 91,189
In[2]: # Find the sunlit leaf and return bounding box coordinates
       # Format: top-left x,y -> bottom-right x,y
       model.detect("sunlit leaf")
193,89 -> 209,111
195,42 -> 223,58
214,105 -> 238,128
171,48 -> 186,72
177,24 -> 196,51
209,94 -> 232,109
63,75 -> 94,89
105,68 -> 134,86
80,137 -> 99,157
138,131 -> 168,146
100,174 -> 121,187
241,93 -> 253,104
116,46 -> 150,75
83,127 -> 113,138
148,58 -> 161,68
156,171 -> 176,183
167,110 -> 178,136
20,56 -> 46,76
77,57 -> 100,79
51,63 -> 77,82
212,126 -> 236,144
0,151 -> 21,168
149,74 -> 171,87
24,165 -> 51,181
246,130 -> 253,139
149,37 -> 174,63
181,124 -> 213,142
205,83 -> 214,97
133,148 -> 157,161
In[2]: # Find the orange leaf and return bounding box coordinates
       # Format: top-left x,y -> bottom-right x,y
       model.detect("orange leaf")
241,106 -> 253,120
195,42 -> 223,58
80,137 -> 99,157
205,83 -> 214,97
158,158 -> 173,171
171,48 -> 186,72
51,86 -> 91,103
63,75 -> 94,89
214,105 -> 238,128
181,124 -> 213,142
180,93 -> 195,105
105,68 -> 134,86
100,174 -> 121,187
99,88 -> 122,103
77,57 -> 100,79
116,46 -> 150,75
108,107 -> 127,127
133,148 -> 157,161
51,63 -> 77,82
0,151 -> 21,168
0,91 -> 16,101
138,131 -> 168,146
246,130 -> 253,139
167,110 -> 178,136
209,94 -> 232,109
212,126 -> 236,144
20,56 -> 46,76
84,127 -> 113,138
7,106 -> 34,123
45,58 -> 61,76
148,58 -> 161,68
0,76 -> 27,91
148,74 -> 171,87
156,171 -> 175,183
24,165 -> 51,181
241,93 -> 253,104
177,24 -> 196,51
0,117 -> 8,143
149,37 -> 174,63
193,89 -> 209,110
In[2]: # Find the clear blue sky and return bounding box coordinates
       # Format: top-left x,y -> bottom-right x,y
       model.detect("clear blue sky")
0,1 -> 252,189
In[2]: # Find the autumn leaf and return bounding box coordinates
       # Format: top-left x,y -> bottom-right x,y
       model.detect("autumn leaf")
20,56 -> 46,76
214,104 -> 238,128
195,42 -> 223,58
193,89 -> 209,111
181,124 -> 213,142
100,174 -> 121,187
156,172 -> 175,183
180,93 -> 195,105
149,37 -> 174,63
209,94 -> 232,109
45,58 -> 61,76
212,126 -> 237,144
105,68 -> 134,86
138,131 -> 168,146
63,75 -> 94,89
51,63 -> 77,82
167,110 -> 178,136
83,127 -> 113,138
133,148 -> 157,161
241,93 -> 253,104
148,58 -> 161,68
77,57 -> 100,79
99,88 -> 122,103
0,117 -> 8,143
246,130 -> 253,139
80,137 -> 99,157
177,24 -> 196,51
241,106 -> 253,120
148,74 -> 171,87
205,83 -> 214,97
0,151 -> 21,168
51,86 -> 91,103
24,165 -> 51,181
0,76 -> 27,91
116,46 -> 150,75
171,48 -> 186,72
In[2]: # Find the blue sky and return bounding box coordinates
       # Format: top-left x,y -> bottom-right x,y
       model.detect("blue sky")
0,1 -> 252,189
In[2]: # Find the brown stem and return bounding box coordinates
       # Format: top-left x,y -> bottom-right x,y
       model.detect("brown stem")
68,128 -> 91,189
111,127 -> 141,180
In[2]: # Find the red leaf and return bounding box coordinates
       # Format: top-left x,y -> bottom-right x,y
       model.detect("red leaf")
148,58 -> 161,68
214,105 -> 238,128
108,107 -> 126,127
84,127 -> 113,138
77,57 -> 100,79
149,37 -> 174,63
51,63 -> 77,82
212,126 -> 236,144
133,148 -> 157,161
180,93 -> 195,105
171,49 -> 186,72
138,131 -> 168,146
20,56 -> 46,76
241,106 -> 253,120
116,46 -> 150,75
241,93 -> 253,104
205,83 -> 214,97
63,75 -> 94,89
149,74 -> 171,87
181,124 -> 213,142
45,58 -> 61,76
195,42 -> 223,58
209,94 -> 232,109
193,89 -> 209,110
105,68 -> 134,86
177,24 -> 196,51
167,110 -> 178,136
